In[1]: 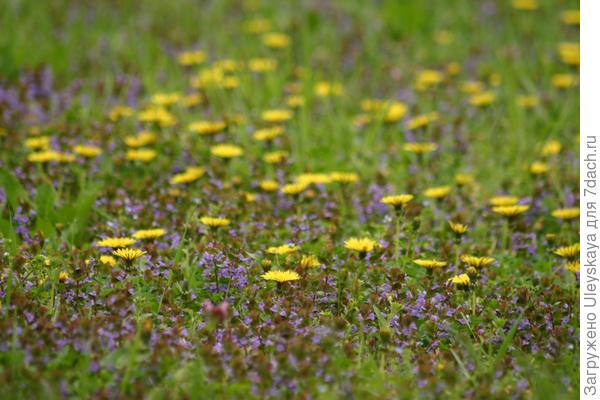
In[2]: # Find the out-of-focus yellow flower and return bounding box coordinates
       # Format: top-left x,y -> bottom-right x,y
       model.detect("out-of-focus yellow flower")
551,208 -> 579,220
560,10 -> 580,26
424,186 -> 451,199
516,95 -> 539,109
96,237 -> 136,248
263,150 -> 288,164
541,140 -> 562,156
530,161 -> 549,175
286,95 -> 305,108
314,81 -> 344,97
244,18 -> 271,34
281,182 -> 308,196
126,148 -> 157,162
551,73 -> 577,89
448,221 -> 468,235
434,30 -> 453,45
253,126 -> 284,141
108,105 -> 134,121
124,131 -> 157,148
329,172 -> 359,184
262,32 -> 290,49
200,217 -> 231,228
404,142 -> 438,154
25,136 -> 50,150
27,151 -> 75,163
460,255 -> 495,268
415,70 -> 444,91
177,50 -> 206,66
267,244 -> 299,255
138,107 -> 176,127
151,92 -> 181,107
511,0 -> 538,11
489,196 -> 520,207
554,243 -> 579,259
210,144 -> 243,158
406,112 -> 439,130
460,80 -> 484,94
558,42 -> 580,66
299,255 -> 321,268
113,248 -> 146,262
261,109 -> 293,123
73,145 -> 102,158
469,91 -> 496,107
448,274 -> 470,287
189,120 -> 227,135
260,180 -> 279,192
248,57 -> 277,72
454,173 -> 475,186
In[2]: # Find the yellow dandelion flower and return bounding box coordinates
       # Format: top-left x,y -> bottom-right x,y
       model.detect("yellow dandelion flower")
262,32 -> 291,49
512,0 -> 538,11
448,274 -> 470,287
406,112 -> 439,130
344,237 -> 378,254
286,95 -> 305,108
469,91 -> 496,107
263,151 -> 288,164
261,270 -> 300,283
58,271 -> 70,282
403,142 -> 438,154
261,109 -> 293,123
489,196 -> 520,207
460,255 -> 495,268
138,107 -> 176,127
243,192 -> 257,202
516,95 -> 539,109
448,221 -> 468,234
565,260 -> 580,273
381,194 -> 414,208
554,243 -> 580,259
551,208 -> 579,220
96,237 -> 136,248
314,81 -> 344,97
530,161 -> 549,175
414,259 -> 447,269
329,172 -> 359,184
383,101 -> 408,122
299,255 -> 321,268
244,18 -> 271,34
108,105 -> 134,121
151,92 -> 181,107
454,173 -> 475,186
415,69 -> 444,91
124,131 -> 157,148
560,10 -> 580,26
446,61 -> 461,76
424,186 -> 451,199
112,248 -> 146,262
25,136 -> 50,150
253,126 -> 284,141
73,145 -> 102,158
126,148 -> 157,162
541,140 -> 561,156
210,144 -> 243,158
100,255 -> 117,266
177,50 -> 206,66
551,73 -> 577,89
27,151 -> 75,163
260,180 -> 279,192
181,93 -> 204,107
189,120 -> 227,135
558,42 -> 579,66
267,244 -> 299,255
169,167 -> 205,185
248,57 -> 277,72
459,80 -> 484,94
133,228 -> 166,240
281,182 -> 308,196
200,217 -> 231,228
492,205 -> 530,217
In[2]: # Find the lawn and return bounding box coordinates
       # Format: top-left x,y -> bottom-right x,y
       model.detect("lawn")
0,0 -> 579,398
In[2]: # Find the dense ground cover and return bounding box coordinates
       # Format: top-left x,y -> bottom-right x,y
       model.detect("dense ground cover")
0,0 -> 580,398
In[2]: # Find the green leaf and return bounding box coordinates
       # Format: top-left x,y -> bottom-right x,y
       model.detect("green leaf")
0,216 -> 19,256
0,168 -> 29,208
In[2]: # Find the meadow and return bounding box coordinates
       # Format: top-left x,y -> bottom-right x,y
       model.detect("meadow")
0,0 -> 580,398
